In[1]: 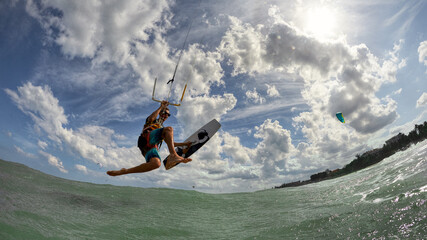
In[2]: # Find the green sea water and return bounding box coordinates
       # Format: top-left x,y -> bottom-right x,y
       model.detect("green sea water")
1,141 -> 426,239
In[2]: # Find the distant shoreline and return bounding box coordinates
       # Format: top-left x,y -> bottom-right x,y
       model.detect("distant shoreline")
275,121 -> 427,189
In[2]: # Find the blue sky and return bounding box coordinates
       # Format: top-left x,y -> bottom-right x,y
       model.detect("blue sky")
1,0 -> 426,193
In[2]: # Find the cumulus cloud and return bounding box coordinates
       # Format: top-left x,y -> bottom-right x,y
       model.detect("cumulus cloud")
393,88 -> 402,95
219,16 -> 346,77
4,82 -> 209,191
151,117 -> 298,191
76,125 -> 125,149
223,16 -> 397,117
246,88 -> 265,104
419,41 -> 427,67
175,44 -> 224,97
221,132 -> 253,165
215,6 -> 406,170
153,118 -> 298,192
12,2 -> 414,191
25,0 -> 185,101
176,94 -> 237,136
15,146 -> 37,159
5,82 -> 140,169
218,16 -> 268,76
75,164 -> 88,174
25,0 -> 228,125
253,119 -> 295,177
416,92 -> 427,108
38,140 -> 48,150
219,10 -> 402,135
266,84 -> 280,97
40,151 -> 68,173
5,82 -> 68,143
210,119 -> 295,179
26,0 -> 169,62
151,43 -> 225,109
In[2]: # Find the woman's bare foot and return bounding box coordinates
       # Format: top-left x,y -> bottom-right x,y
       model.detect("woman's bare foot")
181,158 -> 192,163
165,154 -> 192,170
107,168 -> 127,176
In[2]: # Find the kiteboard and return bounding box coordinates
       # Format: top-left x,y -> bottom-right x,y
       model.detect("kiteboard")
163,119 -> 221,170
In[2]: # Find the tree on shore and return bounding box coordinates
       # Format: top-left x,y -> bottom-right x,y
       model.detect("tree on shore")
276,121 -> 427,189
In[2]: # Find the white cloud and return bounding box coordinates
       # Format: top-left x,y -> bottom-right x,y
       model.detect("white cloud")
176,94 -> 237,136
25,0 -> 180,103
31,62 -> 153,125
175,44 -> 224,97
26,0 -> 170,63
12,2 -> 417,192
389,110 -> 427,136
218,15 -> 400,134
419,41 -> 427,67
245,88 -> 265,104
220,9 -> 403,132
75,164 -> 88,174
153,118 -> 298,192
38,140 -> 48,150
218,16 -> 268,76
266,84 -> 280,97
221,132 -> 253,165
25,0 -> 228,127
4,80 -> 312,191
151,43 -> 225,107
223,98 -> 305,123
76,125 -> 124,149
393,88 -> 402,95
209,119 -> 294,179
416,92 -> 427,108
5,82 -> 68,143
5,82 -> 140,169
216,6 -> 405,171
14,146 -> 37,159
253,119 -> 295,177
40,151 -> 68,173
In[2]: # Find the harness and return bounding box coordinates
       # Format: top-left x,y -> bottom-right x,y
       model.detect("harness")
140,118 -> 164,153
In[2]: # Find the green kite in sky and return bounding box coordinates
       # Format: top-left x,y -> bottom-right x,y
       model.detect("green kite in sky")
336,112 -> 345,123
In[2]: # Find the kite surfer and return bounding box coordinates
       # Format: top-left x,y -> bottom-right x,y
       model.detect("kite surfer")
107,101 -> 192,176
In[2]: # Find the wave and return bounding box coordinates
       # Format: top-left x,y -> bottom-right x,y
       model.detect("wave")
1,140 -> 426,239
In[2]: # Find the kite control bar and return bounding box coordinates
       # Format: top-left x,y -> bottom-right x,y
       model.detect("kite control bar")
152,78 -> 188,106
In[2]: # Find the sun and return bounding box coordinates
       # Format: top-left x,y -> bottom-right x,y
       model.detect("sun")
304,6 -> 338,40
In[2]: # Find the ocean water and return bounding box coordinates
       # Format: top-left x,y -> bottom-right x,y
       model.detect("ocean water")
1,141 -> 426,240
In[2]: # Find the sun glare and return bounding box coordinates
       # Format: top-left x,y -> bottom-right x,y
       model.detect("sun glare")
304,7 -> 337,40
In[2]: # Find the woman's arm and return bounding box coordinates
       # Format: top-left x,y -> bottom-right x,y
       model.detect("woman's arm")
147,101 -> 168,122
